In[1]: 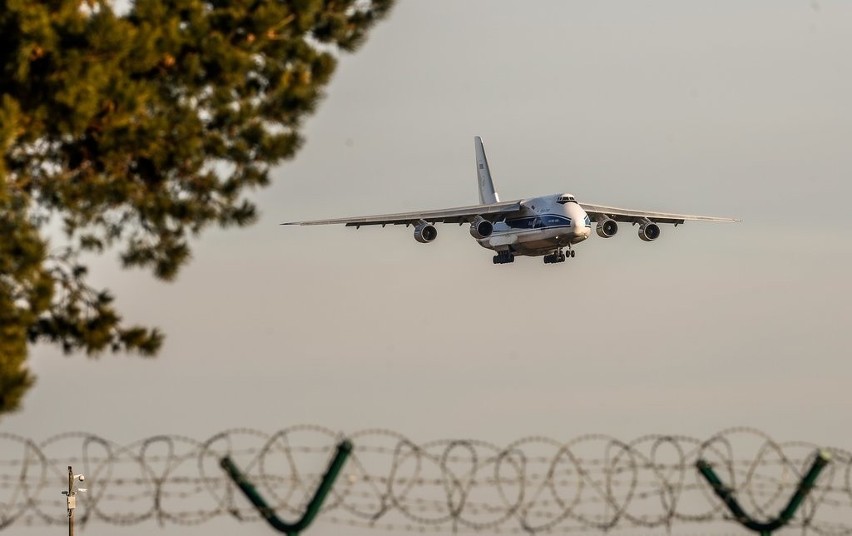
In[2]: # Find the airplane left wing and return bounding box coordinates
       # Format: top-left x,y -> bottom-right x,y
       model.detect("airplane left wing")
580,203 -> 739,225
281,200 -> 524,227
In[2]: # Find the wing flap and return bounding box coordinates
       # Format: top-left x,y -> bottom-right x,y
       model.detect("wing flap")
580,203 -> 739,225
281,201 -> 523,227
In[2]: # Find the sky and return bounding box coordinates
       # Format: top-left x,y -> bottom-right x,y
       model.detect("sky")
3,1 -> 852,535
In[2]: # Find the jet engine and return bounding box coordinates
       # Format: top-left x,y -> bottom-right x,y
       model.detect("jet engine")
638,219 -> 661,242
469,216 -> 494,239
414,221 -> 438,243
596,217 -> 618,238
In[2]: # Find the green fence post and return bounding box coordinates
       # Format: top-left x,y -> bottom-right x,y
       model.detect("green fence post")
696,450 -> 830,536
220,439 -> 352,535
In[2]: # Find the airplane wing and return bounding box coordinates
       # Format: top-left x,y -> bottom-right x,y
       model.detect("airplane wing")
281,200 -> 524,227
580,203 -> 739,225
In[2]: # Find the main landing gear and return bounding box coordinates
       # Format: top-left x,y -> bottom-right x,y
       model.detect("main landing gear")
543,248 -> 575,264
493,251 -> 515,264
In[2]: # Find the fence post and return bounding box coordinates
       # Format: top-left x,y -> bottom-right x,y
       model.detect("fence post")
696,450 -> 830,536
220,439 -> 352,535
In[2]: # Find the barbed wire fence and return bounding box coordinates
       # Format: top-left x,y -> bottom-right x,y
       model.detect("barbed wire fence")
1,426 -> 850,534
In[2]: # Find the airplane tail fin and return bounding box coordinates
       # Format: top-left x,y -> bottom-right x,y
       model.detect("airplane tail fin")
475,136 -> 500,205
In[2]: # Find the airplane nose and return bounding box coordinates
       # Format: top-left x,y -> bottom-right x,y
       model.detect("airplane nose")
572,224 -> 590,239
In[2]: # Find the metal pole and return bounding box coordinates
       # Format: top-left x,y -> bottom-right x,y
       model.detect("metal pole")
67,466 -> 74,536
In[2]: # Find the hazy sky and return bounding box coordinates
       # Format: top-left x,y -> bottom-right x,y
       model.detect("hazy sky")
4,1 -> 852,535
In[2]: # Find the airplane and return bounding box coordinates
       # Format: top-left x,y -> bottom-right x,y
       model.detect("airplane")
282,137 -> 738,264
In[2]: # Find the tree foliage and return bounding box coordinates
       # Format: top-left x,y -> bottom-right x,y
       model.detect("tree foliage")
0,0 -> 394,415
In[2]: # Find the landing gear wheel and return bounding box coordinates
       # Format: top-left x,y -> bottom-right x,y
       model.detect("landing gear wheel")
570,250 -> 575,258
544,251 -> 566,264
493,251 -> 515,264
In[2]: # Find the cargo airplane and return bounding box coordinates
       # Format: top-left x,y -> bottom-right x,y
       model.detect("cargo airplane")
282,137 -> 738,264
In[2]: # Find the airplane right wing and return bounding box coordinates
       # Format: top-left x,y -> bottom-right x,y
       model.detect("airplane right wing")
281,200 -> 524,227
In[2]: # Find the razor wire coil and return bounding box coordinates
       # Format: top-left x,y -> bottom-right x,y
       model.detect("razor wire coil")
1,426 -> 850,533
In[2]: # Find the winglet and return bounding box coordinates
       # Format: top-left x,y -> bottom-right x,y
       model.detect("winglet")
474,136 -> 500,205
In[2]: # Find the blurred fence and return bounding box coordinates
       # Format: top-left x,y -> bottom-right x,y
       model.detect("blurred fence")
1,426 -> 850,534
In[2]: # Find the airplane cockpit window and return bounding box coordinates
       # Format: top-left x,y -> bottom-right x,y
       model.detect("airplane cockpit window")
557,194 -> 576,204
584,215 -> 591,226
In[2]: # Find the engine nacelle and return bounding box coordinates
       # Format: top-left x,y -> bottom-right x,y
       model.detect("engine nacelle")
414,221 -> 438,243
469,216 -> 494,239
596,217 -> 618,238
638,220 -> 661,242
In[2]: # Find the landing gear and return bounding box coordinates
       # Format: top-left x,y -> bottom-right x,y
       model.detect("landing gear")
493,251 -> 515,264
543,252 -> 565,264
543,247 -> 575,264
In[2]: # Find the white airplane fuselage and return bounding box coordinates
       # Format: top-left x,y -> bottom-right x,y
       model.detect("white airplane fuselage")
476,193 -> 592,256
